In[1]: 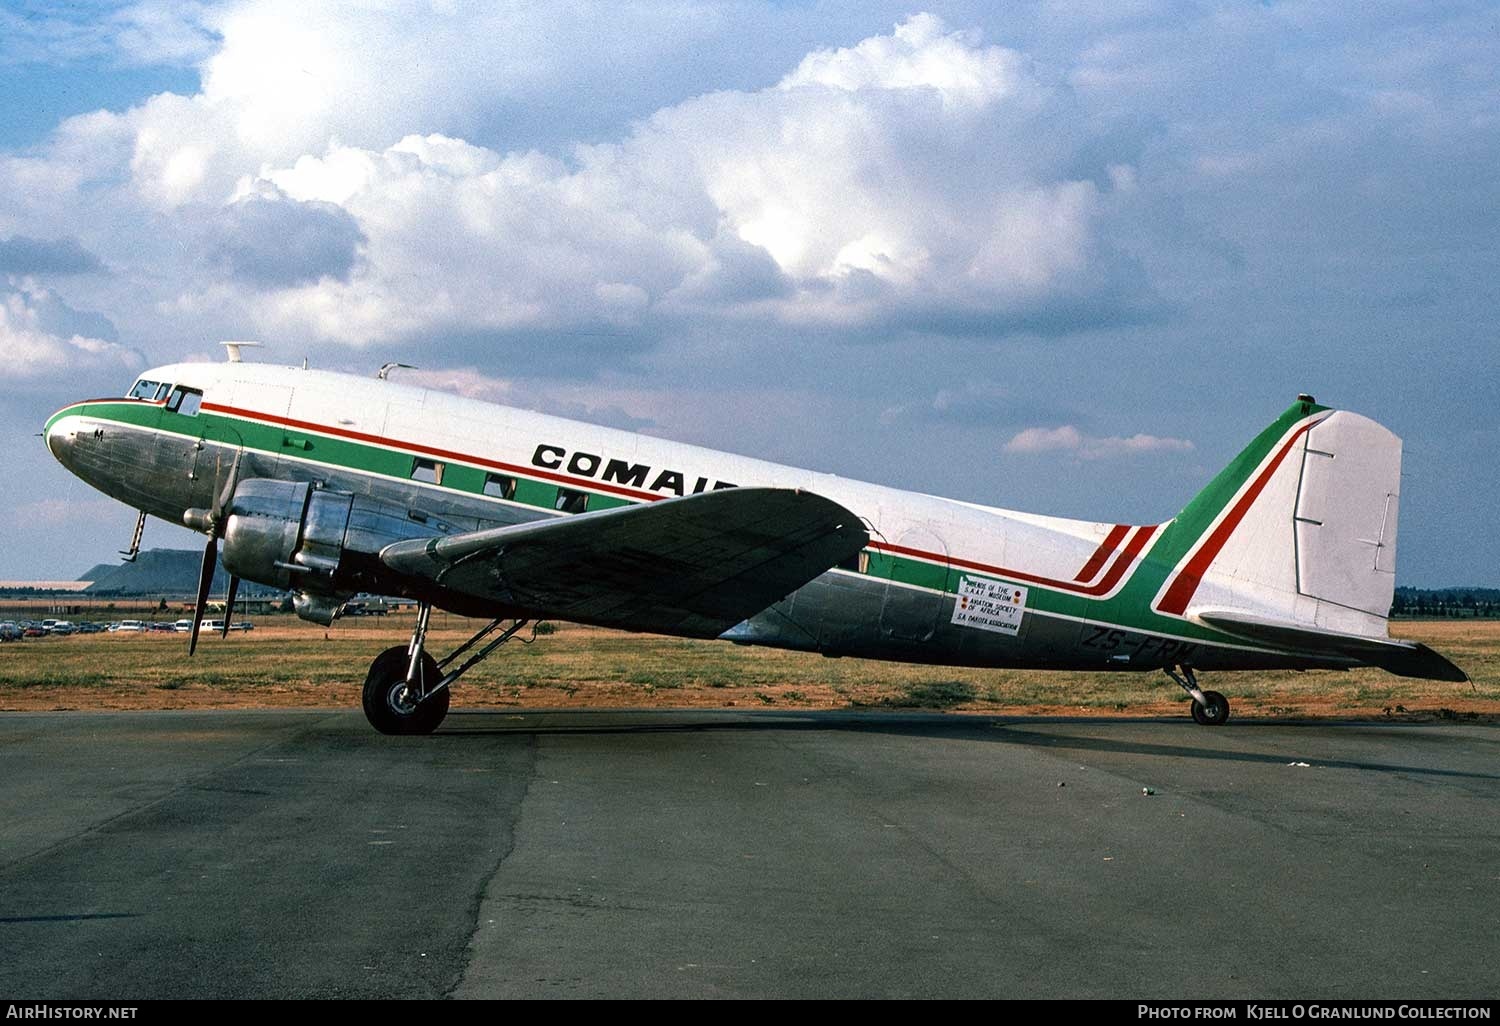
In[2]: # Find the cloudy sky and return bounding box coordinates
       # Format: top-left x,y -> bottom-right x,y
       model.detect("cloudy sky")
1,1 -> 1496,586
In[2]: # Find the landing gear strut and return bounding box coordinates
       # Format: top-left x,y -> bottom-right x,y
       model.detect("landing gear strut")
1164,664 -> 1229,726
119,509 -> 146,562
361,602 -> 534,735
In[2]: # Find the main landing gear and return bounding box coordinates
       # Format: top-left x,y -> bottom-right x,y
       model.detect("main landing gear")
1164,664 -> 1229,726
362,602 -> 534,735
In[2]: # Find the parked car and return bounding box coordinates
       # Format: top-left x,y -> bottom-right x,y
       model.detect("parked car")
148,622 -> 177,633
48,621 -> 77,635
229,621 -> 255,632
23,626 -> 47,638
0,622 -> 21,642
171,619 -> 194,633
110,620 -> 148,633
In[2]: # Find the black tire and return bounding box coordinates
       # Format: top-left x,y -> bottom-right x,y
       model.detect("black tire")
1190,690 -> 1230,726
362,644 -> 449,735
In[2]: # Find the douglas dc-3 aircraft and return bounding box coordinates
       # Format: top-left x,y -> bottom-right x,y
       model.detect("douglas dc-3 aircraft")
45,346 -> 1465,734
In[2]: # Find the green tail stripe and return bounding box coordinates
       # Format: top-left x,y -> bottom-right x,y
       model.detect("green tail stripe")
1149,397 -> 1327,574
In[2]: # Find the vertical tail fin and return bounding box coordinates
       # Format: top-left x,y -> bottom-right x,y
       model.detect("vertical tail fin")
1153,398 -> 1399,639
1147,397 -> 1464,681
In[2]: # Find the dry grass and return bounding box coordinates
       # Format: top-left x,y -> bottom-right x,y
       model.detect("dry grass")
1,614 -> 1496,720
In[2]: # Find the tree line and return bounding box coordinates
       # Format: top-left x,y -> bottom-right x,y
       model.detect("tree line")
1391,587 -> 1500,618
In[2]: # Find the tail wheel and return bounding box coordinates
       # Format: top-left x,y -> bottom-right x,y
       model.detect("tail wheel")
1190,690 -> 1230,726
362,644 -> 449,735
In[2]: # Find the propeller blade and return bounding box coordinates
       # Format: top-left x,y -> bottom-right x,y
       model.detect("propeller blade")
221,575 -> 240,639
211,448 -> 243,526
189,536 -> 217,656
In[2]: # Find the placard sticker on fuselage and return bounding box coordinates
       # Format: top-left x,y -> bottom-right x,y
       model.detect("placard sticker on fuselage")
951,577 -> 1028,636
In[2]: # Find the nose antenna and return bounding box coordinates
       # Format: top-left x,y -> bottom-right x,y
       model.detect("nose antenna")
220,340 -> 264,363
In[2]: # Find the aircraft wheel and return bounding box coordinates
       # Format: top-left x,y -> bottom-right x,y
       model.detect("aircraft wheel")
1190,690 -> 1230,726
362,645 -> 449,735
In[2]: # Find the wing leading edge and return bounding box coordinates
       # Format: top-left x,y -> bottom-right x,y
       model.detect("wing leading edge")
380,487 -> 869,637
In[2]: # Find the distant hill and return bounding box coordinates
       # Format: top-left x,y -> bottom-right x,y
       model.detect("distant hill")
80,549 -> 282,598
78,562 -> 121,584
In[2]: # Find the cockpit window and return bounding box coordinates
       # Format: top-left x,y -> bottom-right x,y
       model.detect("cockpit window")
154,382 -> 171,402
128,379 -> 162,400
166,386 -> 203,416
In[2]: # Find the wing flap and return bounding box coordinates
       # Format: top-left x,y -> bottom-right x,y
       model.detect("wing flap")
381,487 -> 868,637
1193,608 -> 1468,682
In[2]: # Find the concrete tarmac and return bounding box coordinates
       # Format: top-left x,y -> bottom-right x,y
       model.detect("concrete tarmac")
0,709 -> 1495,999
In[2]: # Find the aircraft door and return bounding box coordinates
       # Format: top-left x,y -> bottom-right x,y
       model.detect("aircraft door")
878,525 -> 952,642
152,384 -> 213,502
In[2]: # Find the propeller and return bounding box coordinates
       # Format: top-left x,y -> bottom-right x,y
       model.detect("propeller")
220,575 -> 240,639
188,450 -> 244,656
188,536 -> 217,656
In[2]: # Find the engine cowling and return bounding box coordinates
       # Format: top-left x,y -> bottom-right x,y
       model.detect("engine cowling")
220,478 -> 450,624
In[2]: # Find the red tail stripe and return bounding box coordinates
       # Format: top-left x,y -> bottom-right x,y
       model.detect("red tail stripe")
1156,421 -> 1321,616
1074,524 -> 1129,582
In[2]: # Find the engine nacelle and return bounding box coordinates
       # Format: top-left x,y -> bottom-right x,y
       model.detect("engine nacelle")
220,478 -> 450,624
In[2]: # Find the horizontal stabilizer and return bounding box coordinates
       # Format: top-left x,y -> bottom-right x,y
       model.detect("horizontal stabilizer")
380,487 -> 869,637
1193,608 -> 1468,682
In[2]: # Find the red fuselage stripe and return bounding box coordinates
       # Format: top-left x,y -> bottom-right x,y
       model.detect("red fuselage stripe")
66,398 -> 1163,599
1155,421 -> 1320,615
200,401 -> 669,504
870,523 -> 1158,597
1073,523 -> 1130,582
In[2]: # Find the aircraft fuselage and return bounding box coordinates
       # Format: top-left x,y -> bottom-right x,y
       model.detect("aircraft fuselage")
45,360 -> 1355,675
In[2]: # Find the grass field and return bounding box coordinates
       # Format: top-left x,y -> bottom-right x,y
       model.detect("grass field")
1,614 -> 1496,720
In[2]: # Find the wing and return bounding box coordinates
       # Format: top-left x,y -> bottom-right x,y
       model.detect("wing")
380,487 -> 869,637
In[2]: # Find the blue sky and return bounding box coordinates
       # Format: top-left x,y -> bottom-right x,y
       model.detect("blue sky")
1,0 -> 1496,586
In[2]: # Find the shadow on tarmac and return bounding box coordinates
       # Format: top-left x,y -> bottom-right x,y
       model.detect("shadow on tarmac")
436,708 -> 1500,781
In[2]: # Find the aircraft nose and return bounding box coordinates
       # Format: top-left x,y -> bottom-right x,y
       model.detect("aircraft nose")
45,415 -> 82,465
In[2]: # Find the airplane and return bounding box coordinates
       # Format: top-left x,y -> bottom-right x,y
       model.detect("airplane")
43,345 -> 1466,734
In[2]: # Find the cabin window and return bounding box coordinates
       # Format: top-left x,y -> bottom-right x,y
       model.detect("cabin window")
483,473 -> 517,500
128,379 -> 161,400
165,387 -> 203,415
555,487 -> 588,514
837,550 -> 870,574
411,458 -> 444,485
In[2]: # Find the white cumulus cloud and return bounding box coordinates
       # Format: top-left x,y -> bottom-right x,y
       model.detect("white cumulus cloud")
1003,424 -> 1193,461
222,14 -> 1139,345
0,10 -> 1151,365
1,283 -> 144,380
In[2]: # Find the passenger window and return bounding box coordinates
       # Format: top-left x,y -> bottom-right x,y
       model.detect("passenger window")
129,380 -> 160,400
411,458 -> 444,485
166,387 -> 203,415
555,488 -> 588,514
483,473 -> 517,500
